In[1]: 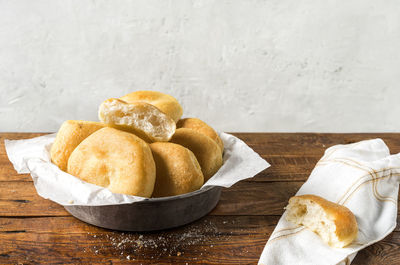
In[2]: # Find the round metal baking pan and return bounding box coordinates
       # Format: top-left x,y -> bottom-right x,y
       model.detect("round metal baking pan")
64,186 -> 222,231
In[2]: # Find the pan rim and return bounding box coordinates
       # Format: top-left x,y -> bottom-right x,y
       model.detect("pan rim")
65,185 -> 220,207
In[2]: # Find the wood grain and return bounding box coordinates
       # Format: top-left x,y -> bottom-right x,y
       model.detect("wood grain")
0,181 -> 302,217
0,216 -> 399,265
0,215 -> 273,265
1,132 -> 400,264
0,180 -> 398,218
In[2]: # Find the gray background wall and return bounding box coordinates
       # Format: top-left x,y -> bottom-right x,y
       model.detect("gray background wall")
1,0 -> 399,132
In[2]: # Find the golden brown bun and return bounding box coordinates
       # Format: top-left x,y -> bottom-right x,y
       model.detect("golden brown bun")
120,90 -> 183,123
286,194 -> 358,248
50,120 -> 107,171
98,98 -> 176,142
170,128 -> 223,181
150,142 -> 204,197
177,118 -> 224,153
67,127 -> 156,197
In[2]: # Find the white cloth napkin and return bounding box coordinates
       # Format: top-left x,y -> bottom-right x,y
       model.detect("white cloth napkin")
5,132 -> 269,206
259,138 -> 400,265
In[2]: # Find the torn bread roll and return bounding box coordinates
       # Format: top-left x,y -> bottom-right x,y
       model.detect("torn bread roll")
98,98 -> 176,142
177,118 -> 224,153
150,142 -> 204,197
120,90 -> 183,123
67,127 -> 156,197
170,128 -> 223,181
50,120 -> 107,171
285,194 -> 358,248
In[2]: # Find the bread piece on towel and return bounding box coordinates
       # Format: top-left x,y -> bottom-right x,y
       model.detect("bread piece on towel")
50,120 -> 107,171
67,127 -> 156,197
177,118 -> 224,153
150,142 -> 204,197
170,128 -> 223,181
120,90 -> 183,123
286,194 -> 358,248
98,98 -> 176,142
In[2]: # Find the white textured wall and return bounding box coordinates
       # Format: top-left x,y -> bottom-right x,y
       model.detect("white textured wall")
1,0 -> 400,132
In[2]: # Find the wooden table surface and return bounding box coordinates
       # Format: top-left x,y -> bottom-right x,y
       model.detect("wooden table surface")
0,133 -> 399,265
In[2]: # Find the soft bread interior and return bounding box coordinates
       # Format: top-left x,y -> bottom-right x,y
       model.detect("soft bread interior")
98,98 -> 176,142
286,198 -> 342,247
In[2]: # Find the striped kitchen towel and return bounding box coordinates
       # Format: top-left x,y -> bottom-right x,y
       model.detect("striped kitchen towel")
259,138 -> 400,265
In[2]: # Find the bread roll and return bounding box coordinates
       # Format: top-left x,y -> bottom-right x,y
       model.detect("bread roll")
50,120 -> 107,171
98,98 -> 176,142
120,90 -> 183,123
170,128 -> 223,181
150,142 -> 204,197
177,118 -> 224,153
285,194 -> 358,248
67,127 -> 156,197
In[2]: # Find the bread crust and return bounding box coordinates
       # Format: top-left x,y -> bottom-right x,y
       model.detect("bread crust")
50,120 -> 107,171
288,195 -> 358,247
177,118 -> 224,153
67,127 -> 156,197
98,98 -> 176,142
150,142 -> 204,197
170,128 -> 223,181
120,90 -> 183,123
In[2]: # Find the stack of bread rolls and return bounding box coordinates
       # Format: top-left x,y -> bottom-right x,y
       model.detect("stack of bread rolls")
50,91 -> 223,198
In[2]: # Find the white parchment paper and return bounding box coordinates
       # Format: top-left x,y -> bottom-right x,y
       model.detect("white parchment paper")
5,132 -> 270,206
